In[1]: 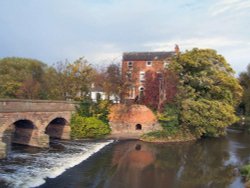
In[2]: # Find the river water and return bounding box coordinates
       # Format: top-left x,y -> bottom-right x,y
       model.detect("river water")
1,129 -> 250,188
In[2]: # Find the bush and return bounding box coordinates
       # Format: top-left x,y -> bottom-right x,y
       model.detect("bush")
76,98 -> 111,123
70,114 -> 111,139
240,164 -> 250,181
157,104 -> 179,131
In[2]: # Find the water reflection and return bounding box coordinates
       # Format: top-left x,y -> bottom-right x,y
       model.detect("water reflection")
38,130 -> 250,188
104,132 -> 245,188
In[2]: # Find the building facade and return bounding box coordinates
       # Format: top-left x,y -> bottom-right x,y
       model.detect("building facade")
121,51 -> 176,101
90,83 -> 120,103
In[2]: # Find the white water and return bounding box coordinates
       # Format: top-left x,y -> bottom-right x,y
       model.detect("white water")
0,140 -> 113,188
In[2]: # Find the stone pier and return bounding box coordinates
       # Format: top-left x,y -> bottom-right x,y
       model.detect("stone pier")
0,140 -> 6,159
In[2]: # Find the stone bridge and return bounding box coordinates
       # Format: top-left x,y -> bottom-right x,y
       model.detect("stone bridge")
0,99 -> 77,159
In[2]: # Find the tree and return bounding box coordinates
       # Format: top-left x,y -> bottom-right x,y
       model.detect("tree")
143,69 -> 178,111
0,57 -> 47,99
169,48 -> 242,137
53,57 -> 94,100
144,70 -> 160,110
0,56 -> 95,101
103,63 -> 122,100
239,64 -> 250,115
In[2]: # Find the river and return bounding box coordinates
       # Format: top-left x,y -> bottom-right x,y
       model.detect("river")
0,129 -> 250,188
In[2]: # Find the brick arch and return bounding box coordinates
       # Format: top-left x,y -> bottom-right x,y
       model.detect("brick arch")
1,115 -> 38,133
44,113 -> 71,140
1,118 -> 39,150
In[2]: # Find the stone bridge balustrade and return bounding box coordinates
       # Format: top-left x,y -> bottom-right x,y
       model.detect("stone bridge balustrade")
0,99 -> 77,159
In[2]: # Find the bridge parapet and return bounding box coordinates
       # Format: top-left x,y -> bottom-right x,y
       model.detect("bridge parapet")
0,99 -> 78,113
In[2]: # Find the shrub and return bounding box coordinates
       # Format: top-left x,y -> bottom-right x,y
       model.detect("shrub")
240,164 -> 250,182
157,104 -> 179,130
70,114 -> 110,139
76,98 -> 111,123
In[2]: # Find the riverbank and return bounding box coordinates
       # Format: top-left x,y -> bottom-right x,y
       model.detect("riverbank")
140,127 -> 197,143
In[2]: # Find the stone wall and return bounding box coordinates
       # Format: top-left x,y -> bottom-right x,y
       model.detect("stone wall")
0,99 -> 77,113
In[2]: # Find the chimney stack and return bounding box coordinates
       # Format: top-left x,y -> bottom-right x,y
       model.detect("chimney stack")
175,44 -> 180,54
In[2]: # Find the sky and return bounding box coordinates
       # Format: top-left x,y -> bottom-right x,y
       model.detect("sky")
0,0 -> 250,75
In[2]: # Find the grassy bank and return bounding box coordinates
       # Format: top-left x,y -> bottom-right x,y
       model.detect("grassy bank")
240,164 -> 250,188
140,127 -> 197,143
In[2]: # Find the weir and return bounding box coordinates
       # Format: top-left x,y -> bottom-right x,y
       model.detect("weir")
0,99 -> 77,159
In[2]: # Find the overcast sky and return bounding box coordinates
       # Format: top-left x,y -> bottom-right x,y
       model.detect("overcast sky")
0,0 -> 250,74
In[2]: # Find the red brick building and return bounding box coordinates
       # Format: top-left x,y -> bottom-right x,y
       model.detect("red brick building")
121,50 -> 176,101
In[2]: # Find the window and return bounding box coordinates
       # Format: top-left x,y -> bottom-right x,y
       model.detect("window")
157,72 -> 162,80
139,71 -> 145,82
146,61 -> 152,66
128,86 -> 135,99
139,86 -> 144,97
127,71 -> 132,81
128,61 -> 133,69
164,60 -> 171,68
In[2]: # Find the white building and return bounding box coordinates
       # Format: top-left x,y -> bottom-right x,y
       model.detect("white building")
90,83 -> 120,103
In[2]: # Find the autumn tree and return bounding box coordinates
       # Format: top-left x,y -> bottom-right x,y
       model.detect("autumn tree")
0,57 -> 47,99
54,57 -> 94,100
144,70 -> 160,110
92,63 -> 122,102
169,48 -> 242,137
0,56 -> 95,101
143,69 -> 178,111
103,63 -> 122,100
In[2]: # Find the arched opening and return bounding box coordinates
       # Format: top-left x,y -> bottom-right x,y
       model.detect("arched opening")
138,86 -> 144,98
45,118 -> 70,139
136,124 -> 142,130
135,144 -> 141,151
2,119 -> 37,148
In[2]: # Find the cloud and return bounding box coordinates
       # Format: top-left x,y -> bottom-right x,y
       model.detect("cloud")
210,0 -> 250,16
144,37 -> 245,51
144,37 -> 250,75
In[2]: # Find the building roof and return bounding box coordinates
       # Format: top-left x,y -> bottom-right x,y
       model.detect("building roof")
123,51 -> 175,61
109,104 -> 157,124
90,83 -> 104,92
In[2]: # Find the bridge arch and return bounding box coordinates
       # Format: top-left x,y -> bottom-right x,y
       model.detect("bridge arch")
0,99 -> 77,159
45,117 -> 71,140
2,118 -> 38,151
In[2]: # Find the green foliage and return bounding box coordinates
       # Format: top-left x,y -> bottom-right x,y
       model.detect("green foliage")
157,104 -> 179,128
0,56 -> 95,100
70,114 -> 110,139
181,99 -> 239,137
239,64 -> 250,115
240,164 -> 250,180
61,57 -> 94,100
167,48 -> 242,137
155,104 -> 180,137
170,48 -> 242,106
72,98 -> 112,139
0,57 -> 47,99
141,126 -> 196,142
76,98 -> 111,123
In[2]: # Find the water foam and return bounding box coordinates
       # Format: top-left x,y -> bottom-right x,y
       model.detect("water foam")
0,140 -> 113,188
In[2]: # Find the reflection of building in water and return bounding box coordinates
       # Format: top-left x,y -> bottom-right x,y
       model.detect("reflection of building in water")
106,141 -> 175,188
